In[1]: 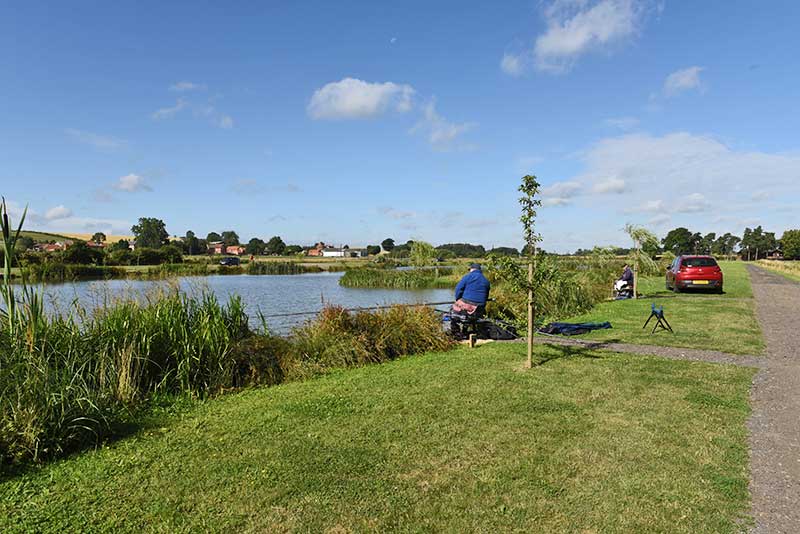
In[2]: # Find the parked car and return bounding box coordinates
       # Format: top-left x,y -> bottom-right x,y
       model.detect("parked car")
219,256 -> 241,266
665,255 -> 723,293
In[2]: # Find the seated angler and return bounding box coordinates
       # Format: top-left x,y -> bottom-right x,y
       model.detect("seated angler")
453,263 -> 491,317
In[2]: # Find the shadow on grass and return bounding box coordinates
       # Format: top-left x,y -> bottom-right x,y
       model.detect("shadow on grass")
0,396 -> 197,482
534,340 -> 614,366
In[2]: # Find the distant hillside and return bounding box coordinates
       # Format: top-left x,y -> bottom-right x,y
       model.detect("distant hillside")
62,232 -> 135,243
19,230 -> 73,242
19,231 -> 135,244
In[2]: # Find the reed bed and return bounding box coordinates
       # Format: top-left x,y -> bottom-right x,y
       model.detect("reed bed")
339,267 -> 456,289
247,262 -> 322,275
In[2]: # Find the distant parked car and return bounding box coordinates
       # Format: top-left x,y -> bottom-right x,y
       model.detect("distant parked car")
219,256 -> 240,266
665,255 -> 723,293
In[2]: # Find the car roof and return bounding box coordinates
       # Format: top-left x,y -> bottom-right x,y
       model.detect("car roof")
680,255 -> 714,258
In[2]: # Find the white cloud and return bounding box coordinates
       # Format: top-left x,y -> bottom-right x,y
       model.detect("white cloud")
676,192 -> 709,213
648,213 -> 671,226
541,180 -> 582,207
169,81 -> 206,92
604,117 -> 639,130
379,206 -> 416,220
114,174 -> 152,193
307,78 -> 416,120
230,179 -> 302,196
564,131 -> 800,229
500,53 -> 525,76
627,199 -> 665,213
390,37 -> 397,44
218,115 -> 234,129
592,177 -> 626,194
45,205 -> 73,220
65,129 -> 127,150
411,100 -> 475,151
663,66 -> 705,97
533,0 -> 646,74
152,98 -> 187,120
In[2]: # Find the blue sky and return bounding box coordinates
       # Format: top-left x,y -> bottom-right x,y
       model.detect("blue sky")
2,1 -> 798,252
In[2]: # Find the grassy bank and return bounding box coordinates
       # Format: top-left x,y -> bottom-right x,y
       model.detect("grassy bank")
563,261 -> 764,354
0,342 -> 755,533
0,292 -> 451,467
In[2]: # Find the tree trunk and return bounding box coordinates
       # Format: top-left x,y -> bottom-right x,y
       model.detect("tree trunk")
526,260 -> 534,369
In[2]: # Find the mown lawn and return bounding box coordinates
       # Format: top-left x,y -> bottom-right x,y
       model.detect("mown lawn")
1,343 -> 755,533
565,261 -> 764,355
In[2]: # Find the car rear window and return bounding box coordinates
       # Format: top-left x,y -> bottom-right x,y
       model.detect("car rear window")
682,257 -> 718,267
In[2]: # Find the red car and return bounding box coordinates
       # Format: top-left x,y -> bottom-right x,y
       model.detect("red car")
665,255 -> 724,293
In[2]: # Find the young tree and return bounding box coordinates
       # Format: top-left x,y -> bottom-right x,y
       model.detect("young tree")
519,175 -> 542,369
624,224 -> 659,300
91,232 -> 106,244
206,231 -> 222,243
265,236 -> 286,255
131,217 -> 168,249
284,245 -> 303,255
381,238 -> 395,251
366,245 -> 381,255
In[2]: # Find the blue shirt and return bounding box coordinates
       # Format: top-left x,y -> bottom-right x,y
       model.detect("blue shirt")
454,269 -> 490,305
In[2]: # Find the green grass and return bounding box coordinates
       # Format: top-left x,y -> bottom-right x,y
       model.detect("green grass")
563,261 -> 764,355
0,342 -> 755,533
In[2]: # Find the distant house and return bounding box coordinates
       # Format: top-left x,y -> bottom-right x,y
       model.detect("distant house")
307,242 -> 327,257
767,249 -> 784,260
208,242 -> 245,255
322,247 -> 368,258
35,241 -> 72,253
87,241 -> 106,249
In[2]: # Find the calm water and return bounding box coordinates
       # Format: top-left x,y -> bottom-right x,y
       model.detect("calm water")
39,272 -> 454,334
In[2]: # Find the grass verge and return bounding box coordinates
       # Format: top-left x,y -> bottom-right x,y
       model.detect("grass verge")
0,342 -> 755,533
755,260 -> 800,283
564,261 -> 764,355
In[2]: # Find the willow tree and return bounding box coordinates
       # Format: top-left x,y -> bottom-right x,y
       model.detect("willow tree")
624,223 -> 659,299
519,175 -> 542,369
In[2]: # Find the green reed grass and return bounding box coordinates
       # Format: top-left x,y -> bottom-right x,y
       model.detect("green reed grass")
339,267 -> 456,289
247,262 -> 322,275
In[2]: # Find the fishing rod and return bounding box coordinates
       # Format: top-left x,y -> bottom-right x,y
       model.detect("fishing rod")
257,300 -> 454,319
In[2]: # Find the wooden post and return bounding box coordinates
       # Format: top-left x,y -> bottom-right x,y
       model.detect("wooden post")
526,259 -> 534,369
469,334 -> 476,349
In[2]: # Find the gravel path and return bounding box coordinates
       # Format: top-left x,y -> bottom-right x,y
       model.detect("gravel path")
746,266 -> 800,533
